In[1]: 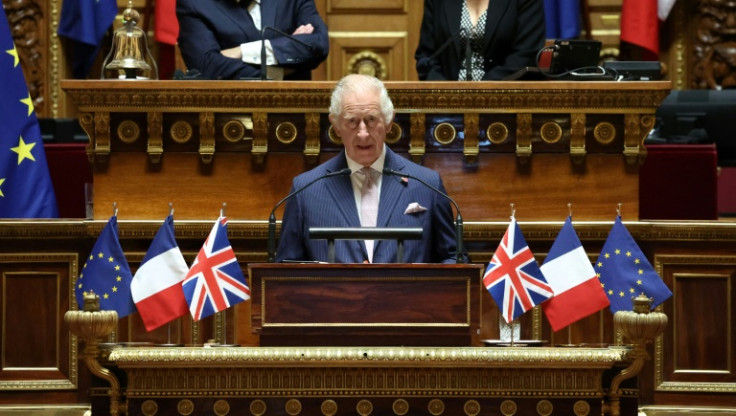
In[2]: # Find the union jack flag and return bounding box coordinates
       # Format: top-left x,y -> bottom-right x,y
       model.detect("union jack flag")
483,217 -> 554,323
182,217 -> 250,321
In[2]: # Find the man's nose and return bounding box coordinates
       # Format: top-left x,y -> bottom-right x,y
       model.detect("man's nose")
357,120 -> 370,135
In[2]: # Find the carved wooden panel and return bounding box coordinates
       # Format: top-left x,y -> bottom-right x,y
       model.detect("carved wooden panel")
655,254 -> 736,399
0,253 -> 77,390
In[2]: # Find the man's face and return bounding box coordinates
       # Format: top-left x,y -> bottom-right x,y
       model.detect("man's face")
330,89 -> 392,166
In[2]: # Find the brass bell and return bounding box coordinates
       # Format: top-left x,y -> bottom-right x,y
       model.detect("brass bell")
102,1 -> 158,79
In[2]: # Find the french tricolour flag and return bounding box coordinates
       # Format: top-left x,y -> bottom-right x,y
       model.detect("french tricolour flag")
131,215 -> 189,331
540,216 -> 610,332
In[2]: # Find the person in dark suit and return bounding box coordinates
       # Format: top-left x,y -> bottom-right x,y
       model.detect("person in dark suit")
415,0 -> 545,81
176,0 -> 328,80
275,74 -> 463,264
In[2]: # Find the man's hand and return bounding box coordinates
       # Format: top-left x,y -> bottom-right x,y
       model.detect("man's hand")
292,24 -> 314,35
221,46 -> 241,59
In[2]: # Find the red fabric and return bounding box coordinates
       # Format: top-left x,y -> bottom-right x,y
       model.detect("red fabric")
44,143 -> 92,218
639,144 -> 718,220
620,0 -> 659,56
154,0 -> 179,45
718,167 -> 736,216
543,278 -> 609,332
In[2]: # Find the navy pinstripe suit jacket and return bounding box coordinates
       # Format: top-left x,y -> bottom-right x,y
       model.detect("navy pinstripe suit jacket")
275,148 -> 461,263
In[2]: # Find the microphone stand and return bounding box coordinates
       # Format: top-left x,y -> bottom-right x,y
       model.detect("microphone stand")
267,168 -> 352,262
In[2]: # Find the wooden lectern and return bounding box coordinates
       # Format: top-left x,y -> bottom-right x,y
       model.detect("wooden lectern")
248,263 -> 483,347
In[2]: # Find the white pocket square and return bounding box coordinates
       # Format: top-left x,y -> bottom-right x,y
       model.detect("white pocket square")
404,202 -> 427,214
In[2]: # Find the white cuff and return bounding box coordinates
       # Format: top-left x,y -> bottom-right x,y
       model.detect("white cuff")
240,40 -> 278,65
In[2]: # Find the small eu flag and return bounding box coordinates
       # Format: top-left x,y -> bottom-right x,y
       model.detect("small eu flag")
76,216 -> 136,317
0,13 -> 58,218
596,216 -> 672,313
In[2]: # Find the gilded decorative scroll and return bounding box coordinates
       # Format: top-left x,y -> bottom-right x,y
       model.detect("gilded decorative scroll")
569,113 -> 586,164
409,113 -> 426,163
516,113 -> 532,161
147,112 -> 163,164
463,113 -> 479,165
93,112 -> 111,164
198,112 -> 215,164
251,112 -> 268,165
304,112 -> 321,164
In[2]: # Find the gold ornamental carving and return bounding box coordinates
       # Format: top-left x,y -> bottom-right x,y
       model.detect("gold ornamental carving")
223,119 -> 247,143
141,400 -> 158,416
536,399 -> 553,416
428,399 -> 445,415
463,399 -> 481,416
392,399 -> 409,415
409,113 -> 426,163
539,121 -> 562,144
249,399 -> 267,416
304,112 -> 321,164
93,112 -> 111,164
170,120 -> 193,144
321,399 -> 338,416
213,399 -> 230,416
516,113 -> 533,161
500,399 -> 517,416
198,112 -> 215,164
285,399 -> 302,415
594,122 -> 616,145
573,400 -> 591,416
486,122 -> 509,144
356,399 -> 373,416
251,112 -> 268,165
275,122 -> 298,144
570,113 -> 586,165
433,122 -> 456,145
385,122 -> 402,144
117,120 -> 140,144
177,399 -> 194,415
64,293 -> 121,416
347,51 -> 387,80
464,113 -> 480,164
147,112 -> 163,164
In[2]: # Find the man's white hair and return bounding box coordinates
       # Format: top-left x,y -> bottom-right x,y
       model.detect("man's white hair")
329,74 -> 394,124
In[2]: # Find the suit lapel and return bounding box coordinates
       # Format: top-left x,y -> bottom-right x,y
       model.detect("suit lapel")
216,0 -> 262,40
443,0 -> 464,62
483,0 -> 511,51
260,0 -> 277,33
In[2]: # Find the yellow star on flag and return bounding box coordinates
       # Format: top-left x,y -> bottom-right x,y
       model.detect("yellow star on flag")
6,46 -> 19,67
0,178 -> 4,197
10,136 -> 36,165
20,94 -> 34,116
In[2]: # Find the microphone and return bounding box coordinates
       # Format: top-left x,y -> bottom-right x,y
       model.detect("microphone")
381,168 -> 465,264
268,167 -> 352,262
260,25 -> 316,81
417,27 -> 466,74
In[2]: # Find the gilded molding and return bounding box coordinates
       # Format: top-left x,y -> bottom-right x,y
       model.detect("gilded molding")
304,112 -> 321,165
409,113 -> 426,163
198,112 -> 215,164
251,112 -> 268,165
570,114 -> 586,165
516,113 -> 532,160
464,113 -> 480,164
147,112 -> 163,164
108,346 -> 631,365
93,112 -> 111,163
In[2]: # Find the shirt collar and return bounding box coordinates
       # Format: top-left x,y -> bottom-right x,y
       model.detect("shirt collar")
345,144 -> 386,175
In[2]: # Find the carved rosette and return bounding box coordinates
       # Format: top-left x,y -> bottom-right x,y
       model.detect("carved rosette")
427,399 -> 445,416
249,399 -> 267,416
392,399 -> 409,415
486,122 -> 509,144
321,399 -> 338,416
463,399 -> 481,416
356,399 -> 373,416
500,399 -> 517,416
285,399 -> 302,415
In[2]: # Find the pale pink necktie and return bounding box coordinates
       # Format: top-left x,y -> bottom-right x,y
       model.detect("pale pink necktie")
360,167 -> 379,262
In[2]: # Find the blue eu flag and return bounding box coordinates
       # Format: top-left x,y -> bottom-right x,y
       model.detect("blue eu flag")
0,13 -> 58,218
596,216 -> 672,313
57,0 -> 119,78
75,216 -> 136,317
544,0 -> 582,40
